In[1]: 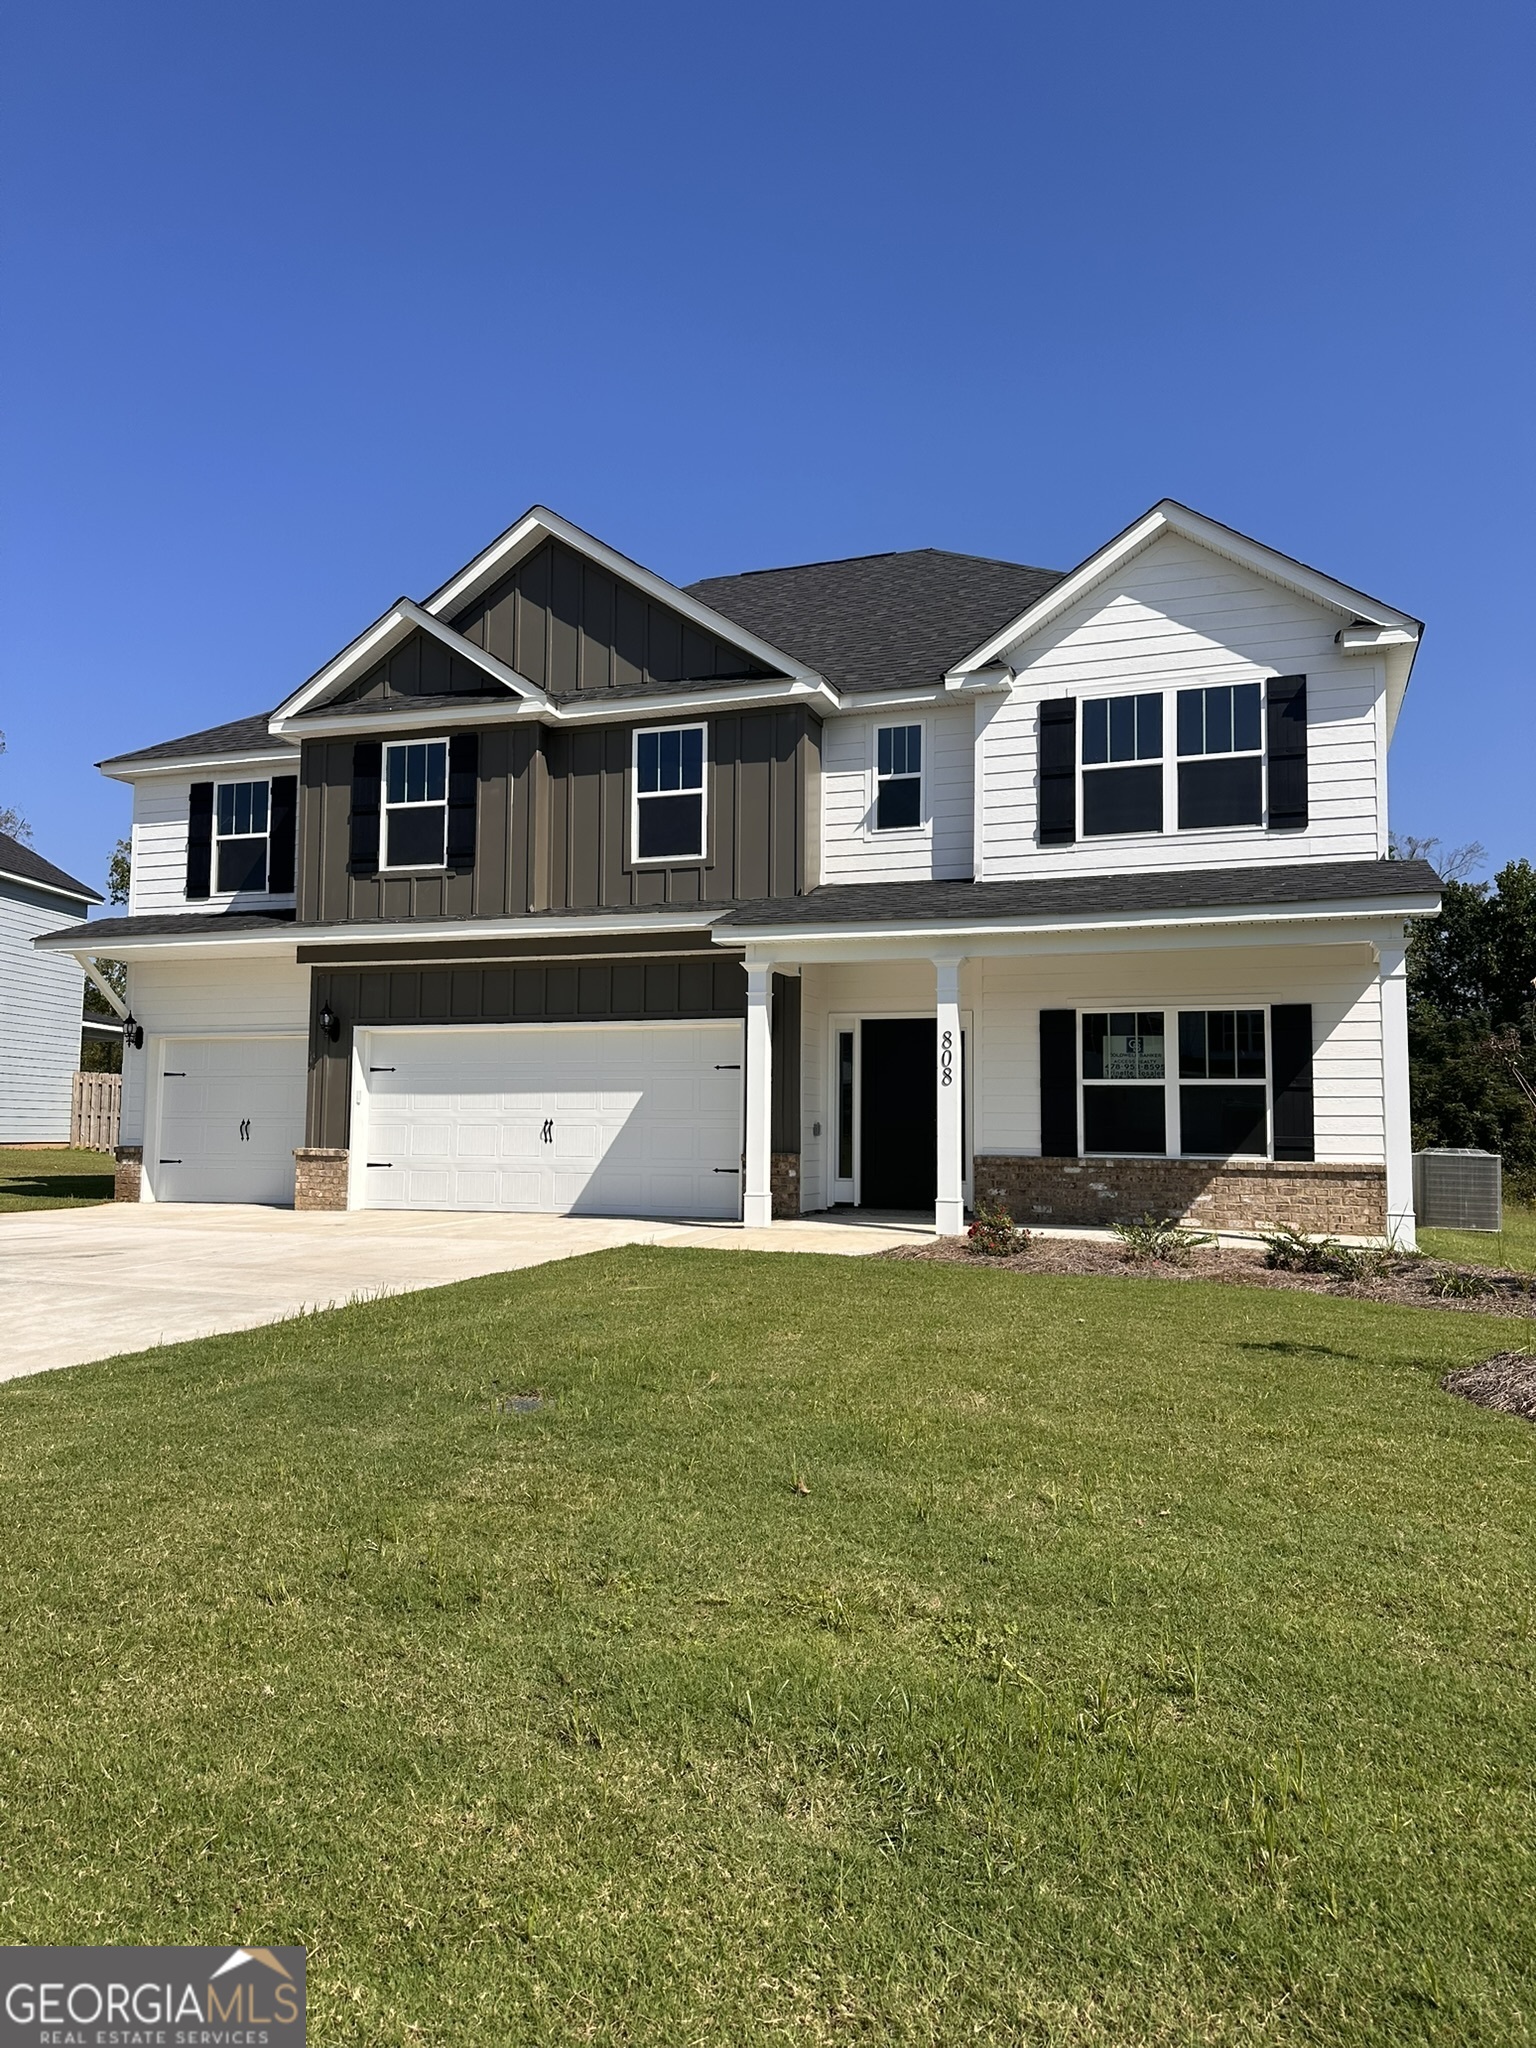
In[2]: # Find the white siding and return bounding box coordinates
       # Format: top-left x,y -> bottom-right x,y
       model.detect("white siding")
128,761 -> 298,916
979,532 -> 1386,879
120,951 -> 308,1151
820,706 -> 974,883
970,944 -> 1384,1165
0,881 -> 89,1142
795,941 -> 1385,1211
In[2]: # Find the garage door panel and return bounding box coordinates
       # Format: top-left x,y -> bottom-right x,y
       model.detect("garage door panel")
362,1024 -> 742,1218
154,1037 -> 306,1206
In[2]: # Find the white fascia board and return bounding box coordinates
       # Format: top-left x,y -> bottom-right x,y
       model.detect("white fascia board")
39,906 -> 733,959
288,675 -> 842,739
421,504 -> 828,689
270,598 -> 547,727
102,748 -> 300,785
719,893 -> 1441,957
948,499 -> 1424,678
0,868 -> 101,907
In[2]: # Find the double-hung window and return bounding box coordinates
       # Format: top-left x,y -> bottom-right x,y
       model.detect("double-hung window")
383,739 -> 448,868
1176,683 -> 1263,828
874,724 -> 922,831
1082,695 -> 1162,835
215,780 -> 270,893
1081,1012 -> 1166,1153
1178,1009 -> 1268,1156
634,724 -> 706,860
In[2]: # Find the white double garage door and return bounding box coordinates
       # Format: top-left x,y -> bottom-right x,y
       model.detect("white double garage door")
154,1024 -> 744,1219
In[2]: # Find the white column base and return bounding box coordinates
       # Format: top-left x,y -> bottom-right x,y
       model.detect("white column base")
935,1197 -> 965,1237
743,1193 -> 773,1228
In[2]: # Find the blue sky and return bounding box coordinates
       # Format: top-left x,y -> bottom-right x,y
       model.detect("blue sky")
2,0 -> 1531,896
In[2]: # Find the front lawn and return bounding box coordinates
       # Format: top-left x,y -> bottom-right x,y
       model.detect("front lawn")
1421,1198 -> 1536,1274
0,1144 -> 114,1212
1,1251 -> 1533,2045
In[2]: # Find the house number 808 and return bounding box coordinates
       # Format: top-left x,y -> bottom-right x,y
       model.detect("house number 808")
940,1029 -> 955,1086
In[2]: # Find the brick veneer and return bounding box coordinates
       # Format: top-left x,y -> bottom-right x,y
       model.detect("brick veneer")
771,1151 -> 801,1220
293,1148 -> 350,1211
975,1155 -> 1387,1238
113,1145 -> 142,1203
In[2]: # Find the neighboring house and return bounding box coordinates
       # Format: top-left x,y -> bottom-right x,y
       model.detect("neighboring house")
37,500 -> 1440,1243
2,830 -> 102,1141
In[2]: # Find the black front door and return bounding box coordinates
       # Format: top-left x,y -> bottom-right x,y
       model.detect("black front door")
860,1018 -> 936,1210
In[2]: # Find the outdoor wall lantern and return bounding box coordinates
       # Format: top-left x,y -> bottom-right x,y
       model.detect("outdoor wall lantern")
122,1012 -> 144,1051
319,1003 -> 340,1043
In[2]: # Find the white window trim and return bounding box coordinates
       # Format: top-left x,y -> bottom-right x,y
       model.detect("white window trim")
380,735 -> 451,874
1077,690 -> 1165,842
1075,1004 -> 1273,1161
631,722 -> 708,866
867,718 -> 926,838
213,777 -> 272,895
1172,682 -> 1267,835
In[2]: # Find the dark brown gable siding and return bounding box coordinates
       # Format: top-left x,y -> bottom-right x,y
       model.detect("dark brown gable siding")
301,707 -> 819,925
451,536 -> 782,694
333,625 -> 511,703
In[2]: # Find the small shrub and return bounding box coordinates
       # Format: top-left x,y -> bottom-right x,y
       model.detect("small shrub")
1113,1214 -> 1213,1265
1260,1226 -> 1388,1282
1434,1266 -> 1491,1299
966,1202 -> 1031,1258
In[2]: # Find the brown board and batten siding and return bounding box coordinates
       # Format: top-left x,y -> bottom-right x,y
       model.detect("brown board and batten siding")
333,627 -> 510,703
304,955 -> 749,1149
449,536 -> 782,695
298,709 -> 821,924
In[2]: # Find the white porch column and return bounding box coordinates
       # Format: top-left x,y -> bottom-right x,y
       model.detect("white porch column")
935,955 -> 965,1237
743,960 -> 774,1228
1379,939 -> 1415,1249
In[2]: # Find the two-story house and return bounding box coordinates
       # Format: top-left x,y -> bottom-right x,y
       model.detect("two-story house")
39,500 -> 1440,1244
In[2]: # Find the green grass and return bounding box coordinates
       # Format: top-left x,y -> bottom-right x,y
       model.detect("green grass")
1421,1199 -> 1536,1274
0,1144 -> 114,1212
2,1250 -> 1534,2045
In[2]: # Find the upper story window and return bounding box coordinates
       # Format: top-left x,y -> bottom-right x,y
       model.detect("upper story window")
1177,683 -> 1263,828
384,739 -> 448,868
634,724 -> 706,861
215,780 -> 270,892
874,724 -> 922,831
1081,694 -> 1161,836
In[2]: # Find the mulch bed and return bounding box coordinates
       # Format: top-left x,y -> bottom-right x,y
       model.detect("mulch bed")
1441,1353 -> 1536,1421
879,1233 -> 1536,1318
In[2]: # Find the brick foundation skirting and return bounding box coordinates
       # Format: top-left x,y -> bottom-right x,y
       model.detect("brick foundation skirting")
771,1151 -> 801,1220
975,1155 -> 1388,1238
293,1148 -> 350,1211
113,1145 -> 143,1203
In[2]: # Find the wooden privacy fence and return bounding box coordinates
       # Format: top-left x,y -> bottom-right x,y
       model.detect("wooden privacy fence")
71,1071 -> 121,1152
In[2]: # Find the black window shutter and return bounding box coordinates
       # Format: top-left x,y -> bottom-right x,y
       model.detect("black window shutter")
1266,676 -> 1308,829
1270,1003 -> 1314,1161
267,774 -> 298,892
1040,1009 -> 1078,1156
185,782 -> 213,899
1038,699 -> 1077,845
349,741 -> 382,873
446,731 -> 479,869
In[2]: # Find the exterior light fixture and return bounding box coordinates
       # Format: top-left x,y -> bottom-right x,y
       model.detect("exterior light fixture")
319,1003 -> 340,1042
122,1012 -> 144,1051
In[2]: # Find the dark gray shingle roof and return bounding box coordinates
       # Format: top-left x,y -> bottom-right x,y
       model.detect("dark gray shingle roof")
686,548 -> 1064,694
715,859 -> 1442,929
36,909 -> 296,946
0,830 -> 101,903
100,713 -> 291,770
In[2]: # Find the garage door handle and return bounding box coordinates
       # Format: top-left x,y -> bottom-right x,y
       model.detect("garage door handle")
714,1166 -> 740,1173
163,1071 -> 186,1078
367,1161 -> 393,1168
159,1158 -> 182,1165
370,1066 -> 395,1073
715,1064 -> 741,1070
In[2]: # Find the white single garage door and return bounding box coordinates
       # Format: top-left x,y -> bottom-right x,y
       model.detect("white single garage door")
154,1036 -> 308,1205
359,1021 -> 743,1219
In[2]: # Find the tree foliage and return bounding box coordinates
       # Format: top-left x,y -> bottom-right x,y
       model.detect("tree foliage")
1408,859 -> 1536,1198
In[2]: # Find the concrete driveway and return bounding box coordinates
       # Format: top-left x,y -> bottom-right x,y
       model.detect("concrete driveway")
0,1203 -> 932,1382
